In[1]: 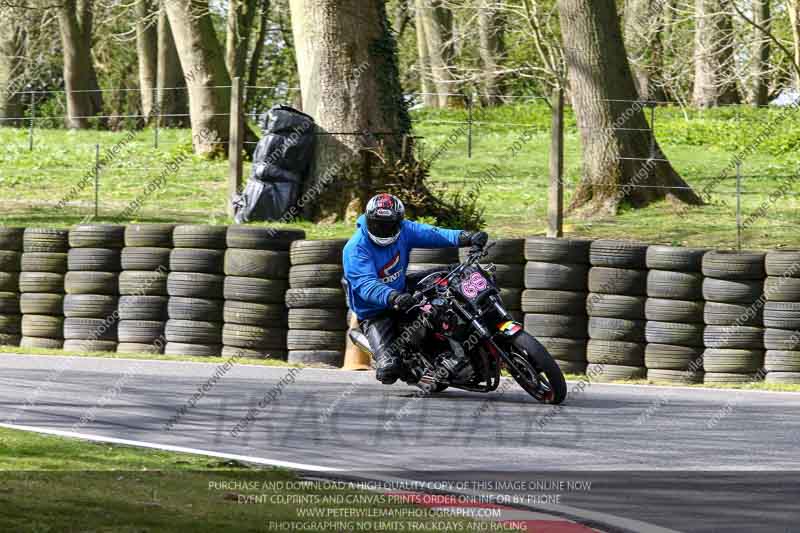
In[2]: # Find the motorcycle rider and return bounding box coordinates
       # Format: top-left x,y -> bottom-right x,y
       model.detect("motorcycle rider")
343,193 -> 488,384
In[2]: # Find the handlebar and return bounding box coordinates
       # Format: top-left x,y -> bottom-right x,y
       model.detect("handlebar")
407,241 -> 495,307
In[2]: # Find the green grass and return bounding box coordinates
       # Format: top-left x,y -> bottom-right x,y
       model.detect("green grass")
0,427 -> 481,532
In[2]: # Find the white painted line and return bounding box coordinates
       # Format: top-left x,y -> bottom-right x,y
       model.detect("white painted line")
0,422 -> 342,473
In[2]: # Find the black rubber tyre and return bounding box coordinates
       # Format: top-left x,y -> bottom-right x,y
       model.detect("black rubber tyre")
63,339 -> 118,352
69,225 -> 125,249
119,271 -> 168,296
645,298 -> 704,323
587,317 -> 646,342
0,227 -> 24,251
221,346 -> 287,360
764,350 -> 800,372
167,273 -> 224,298
0,272 -> 19,292
704,372 -> 762,384
67,248 -> 121,272
587,267 -> 647,296
23,228 -> 69,253
586,294 -> 645,319
290,239 -> 347,265
647,270 -> 703,300
289,264 -> 344,289
165,320 -> 222,344
0,292 -> 20,314
589,240 -> 648,269
524,262 -> 588,290
285,288 -> 346,309
645,245 -> 706,272
409,247 -> 459,263
505,331 -> 567,404
459,239 -> 525,264
763,302 -> 800,330
124,224 -> 176,247
224,276 -> 287,303
764,328 -> 800,351
63,295 -> 118,318
168,297 -> 223,321
286,329 -> 345,350
703,325 -> 764,349
226,226 -> 305,251
521,290 -> 587,315
702,278 -> 763,304
406,263 -> 448,276
765,250 -> 800,278
118,320 -> 165,343
19,272 -> 63,293
702,250 -> 766,280
172,225 -> 227,249
288,308 -> 348,330
165,342 -> 221,357
0,314 -> 22,334
222,324 -> 287,350
120,247 -> 171,271
0,333 -> 20,346
22,315 -> 63,338
765,372 -> 800,384
645,343 -> 704,370
523,314 -> 588,339
21,252 -> 68,274
20,293 -> 62,316
287,350 -> 343,368
524,237 -> 591,264
647,368 -> 703,384
118,295 -> 168,320
645,321 -> 704,347
64,317 -> 117,341
170,248 -> 225,274
586,339 -> 645,366
223,300 -> 287,327
500,288 -> 522,310
487,264 -> 524,287
764,277 -> 800,301
555,359 -> 587,375
702,348 -> 764,373
65,272 -> 118,295
704,302 -> 763,326
224,249 -> 290,278
0,251 -> 21,272
535,337 -> 587,362
118,342 -> 165,354
21,337 -> 62,349
585,363 -> 647,382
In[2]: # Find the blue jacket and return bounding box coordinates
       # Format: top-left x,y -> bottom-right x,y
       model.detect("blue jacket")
343,215 -> 461,320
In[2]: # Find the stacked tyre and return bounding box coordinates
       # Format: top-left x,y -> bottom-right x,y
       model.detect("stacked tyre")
460,239 -> 525,321
644,246 -> 706,384
408,246 -> 459,280
701,250 -> 766,384
223,226 -> 304,360
64,225 -> 125,352
0,228 -> 24,347
117,224 -> 174,354
286,240 -> 348,367
585,240 -> 649,382
523,237 -> 591,375
762,250 -> 800,384
166,225 -> 227,357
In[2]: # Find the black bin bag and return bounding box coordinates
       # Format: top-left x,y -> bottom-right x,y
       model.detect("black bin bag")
233,105 -> 315,223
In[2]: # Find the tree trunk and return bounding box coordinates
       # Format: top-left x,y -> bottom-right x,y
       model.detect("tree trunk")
246,0 -> 271,110
0,8 -> 24,126
414,0 -> 437,107
226,0 -> 259,79
416,0 -> 457,107
136,0 -> 158,121
393,0 -> 411,40
477,0 -> 506,105
164,0 -> 231,155
790,0 -> 800,88
156,4 -> 189,127
623,0 -> 667,101
692,0 -> 739,107
558,0 -> 703,217
750,0 -> 771,106
58,0 -> 103,128
290,0 -> 411,220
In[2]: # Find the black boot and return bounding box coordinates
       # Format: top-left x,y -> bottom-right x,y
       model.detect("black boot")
375,355 -> 403,384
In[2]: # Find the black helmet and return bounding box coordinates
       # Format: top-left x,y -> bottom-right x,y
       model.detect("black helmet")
365,193 -> 405,246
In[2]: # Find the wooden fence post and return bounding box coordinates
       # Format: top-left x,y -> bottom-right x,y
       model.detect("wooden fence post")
228,77 -> 244,217
547,87 -> 564,238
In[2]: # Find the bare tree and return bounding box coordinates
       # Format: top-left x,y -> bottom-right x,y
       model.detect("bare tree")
226,0 -> 258,79
751,0 -> 771,106
156,2 -> 188,127
415,0 -> 458,106
624,0 -> 668,101
692,0 -> 739,107
58,0 -> 104,128
0,6 -> 25,125
789,0 -> 800,87
477,0 -> 506,104
135,0 -> 158,120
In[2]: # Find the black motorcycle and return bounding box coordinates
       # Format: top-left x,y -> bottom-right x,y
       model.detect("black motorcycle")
349,244 -> 567,404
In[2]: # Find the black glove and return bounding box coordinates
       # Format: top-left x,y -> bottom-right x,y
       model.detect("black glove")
459,230 -> 488,249
389,291 -> 416,312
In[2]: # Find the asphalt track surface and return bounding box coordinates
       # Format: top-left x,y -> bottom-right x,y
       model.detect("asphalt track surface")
1,353 -> 799,532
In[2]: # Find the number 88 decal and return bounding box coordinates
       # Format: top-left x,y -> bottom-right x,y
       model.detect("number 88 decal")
461,271 -> 487,299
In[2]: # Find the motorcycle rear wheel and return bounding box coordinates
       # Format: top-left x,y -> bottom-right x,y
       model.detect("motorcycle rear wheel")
506,332 -> 567,404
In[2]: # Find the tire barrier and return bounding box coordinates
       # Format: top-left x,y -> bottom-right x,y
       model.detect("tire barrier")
63,225 -> 124,353
222,227 -> 303,360
19,228 -> 68,349
644,246 -> 707,384
117,224 -> 174,354
585,240 -> 649,381
166,225 -> 227,357
523,237 -> 592,375
762,250 -> 800,384
287,240 -> 348,367
701,251 -> 766,384
0,228 -> 23,347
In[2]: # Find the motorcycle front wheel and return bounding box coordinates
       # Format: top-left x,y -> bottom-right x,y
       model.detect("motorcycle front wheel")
505,332 -> 567,404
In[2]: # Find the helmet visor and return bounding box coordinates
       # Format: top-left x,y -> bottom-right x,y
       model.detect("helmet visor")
367,218 -> 401,239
